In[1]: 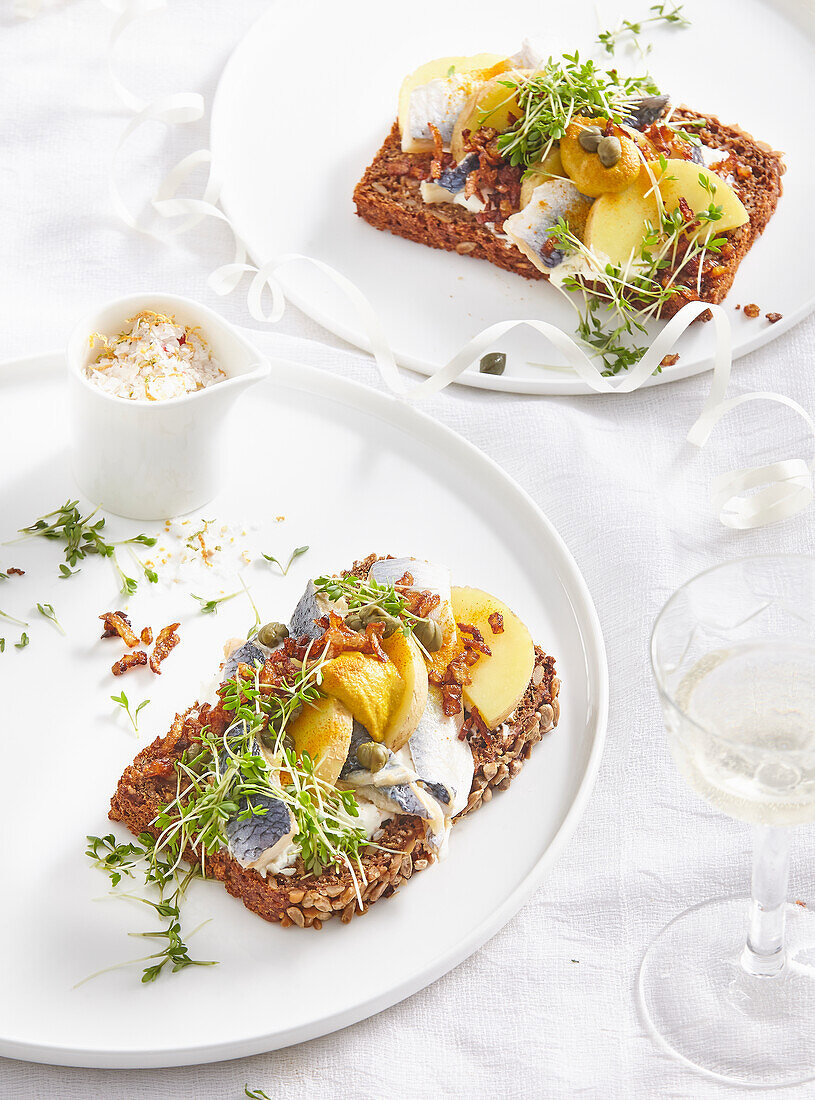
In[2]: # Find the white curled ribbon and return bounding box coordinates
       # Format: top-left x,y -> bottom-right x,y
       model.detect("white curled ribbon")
102,3 -> 815,530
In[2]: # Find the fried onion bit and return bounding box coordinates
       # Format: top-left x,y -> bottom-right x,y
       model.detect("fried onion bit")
100,610 -> 140,648
149,622 -> 180,674
112,650 -> 148,676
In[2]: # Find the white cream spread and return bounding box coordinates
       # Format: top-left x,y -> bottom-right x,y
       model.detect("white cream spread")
420,180 -> 486,213
85,311 -> 225,401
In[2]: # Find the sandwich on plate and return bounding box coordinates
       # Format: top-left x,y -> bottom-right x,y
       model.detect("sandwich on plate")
110,555 -> 560,928
354,42 -> 784,373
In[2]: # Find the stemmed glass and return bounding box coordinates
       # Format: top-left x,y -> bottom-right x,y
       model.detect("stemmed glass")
643,555 -> 815,1087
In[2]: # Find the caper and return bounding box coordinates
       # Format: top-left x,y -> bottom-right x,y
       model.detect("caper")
479,352 -> 506,376
260,730 -> 277,751
351,604 -> 401,637
357,740 -> 389,773
258,620 -> 289,648
578,125 -> 603,152
597,135 -> 622,168
413,617 -> 444,652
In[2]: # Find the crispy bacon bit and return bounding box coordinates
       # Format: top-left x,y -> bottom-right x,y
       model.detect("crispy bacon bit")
766,312 -> 783,324
149,622 -> 180,674
463,703 -> 496,745
743,303 -> 760,319
7,567 -> 24,576
457,622 -> 492,656
112,650 -> 148,676
100,610 -> 140,647
428,123 -> 444,180
488,612 -> 504,634
313,611 -> 389,663
676,196 -> 694,223
462,127 -> 522,230
140,626 -> 153,645
660,353 -> 680,367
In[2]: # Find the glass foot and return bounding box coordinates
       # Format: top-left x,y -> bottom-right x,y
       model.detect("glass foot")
638,896 -> 815,1087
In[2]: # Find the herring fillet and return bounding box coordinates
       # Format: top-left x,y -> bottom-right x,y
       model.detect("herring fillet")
289,580 -> 341,640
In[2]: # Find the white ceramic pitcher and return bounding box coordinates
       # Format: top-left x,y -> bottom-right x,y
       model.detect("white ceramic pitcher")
67,293 -> 270,520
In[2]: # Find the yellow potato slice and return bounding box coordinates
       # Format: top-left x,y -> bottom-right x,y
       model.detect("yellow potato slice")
451,586 -> 535,728
287,695 -> 354,786
380,630 -> 429,751
585,159 -> 749,266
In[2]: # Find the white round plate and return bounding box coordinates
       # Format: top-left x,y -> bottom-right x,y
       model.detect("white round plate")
0,351 -> 607,1068
211,0 -> 815,395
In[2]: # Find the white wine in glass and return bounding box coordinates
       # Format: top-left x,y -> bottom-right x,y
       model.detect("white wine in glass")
644,556 -> 815,1087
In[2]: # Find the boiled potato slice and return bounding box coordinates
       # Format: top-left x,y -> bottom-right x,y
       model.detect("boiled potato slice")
398,54 -> 508,153
450,70 -> 529,163
583,167 -> 659,265
451,587 -> 535,728
381,630 -> 429,751
319,651 -> 404,744
660,160 -> 749,240
287,696 -> 353,786
520,145 -> 565,208
585,159 -> 749,265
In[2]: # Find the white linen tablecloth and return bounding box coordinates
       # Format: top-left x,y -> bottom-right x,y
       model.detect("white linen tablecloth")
2,4 -> 815,1097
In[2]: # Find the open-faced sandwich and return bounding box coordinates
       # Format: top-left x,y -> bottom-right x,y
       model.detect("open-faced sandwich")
354,42 -> 785,373
110,555 -> 560,929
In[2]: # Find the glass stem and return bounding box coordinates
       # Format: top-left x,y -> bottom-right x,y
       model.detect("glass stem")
741,825 -> 790,978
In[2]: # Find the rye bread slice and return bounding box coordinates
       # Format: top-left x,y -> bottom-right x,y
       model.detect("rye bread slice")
108,562 -> 561,929
353,112 -> 785,317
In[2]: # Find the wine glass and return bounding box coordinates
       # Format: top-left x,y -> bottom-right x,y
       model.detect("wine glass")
643,555 -> 815,1087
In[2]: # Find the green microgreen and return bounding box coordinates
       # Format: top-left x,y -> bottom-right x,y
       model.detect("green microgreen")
245,1089 -> 272,1100
37,602 -> 65,635
0,571 -> 6,581
0,608 -> 28,628
111,691 -> 150,735
14,500 -> 158,584
0,639 -> 5,652
83,834 -> 214,985
127,547 -> 158,585
313,573 -> 430,653
191,591 -> 240,615
112,550 -> 138,597
546,170 -> 726,375
239,575 -> 262,639
15,632 -> 29,649
496,53 -> 659,170
597,3 -> 690,56
261,545 -> 310,576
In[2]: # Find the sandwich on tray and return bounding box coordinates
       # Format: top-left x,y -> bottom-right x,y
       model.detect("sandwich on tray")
353,40 -> 785,374
110,555 -> 560,929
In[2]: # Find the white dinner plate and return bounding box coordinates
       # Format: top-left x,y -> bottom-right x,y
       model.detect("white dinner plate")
0,350 -> 607,1068
211,0 -> 815,394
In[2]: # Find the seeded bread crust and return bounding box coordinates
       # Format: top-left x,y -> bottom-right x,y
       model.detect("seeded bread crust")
108,560 -> 560,929
353,112 -> 784,316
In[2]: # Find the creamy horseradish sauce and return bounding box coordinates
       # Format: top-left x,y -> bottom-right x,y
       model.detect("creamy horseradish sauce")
84,311 -> 226,401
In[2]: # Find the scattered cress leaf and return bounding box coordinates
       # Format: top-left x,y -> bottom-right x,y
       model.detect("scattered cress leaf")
261,545 -> 310,576
191,591 -> 240,615
37,602 -> 66,635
